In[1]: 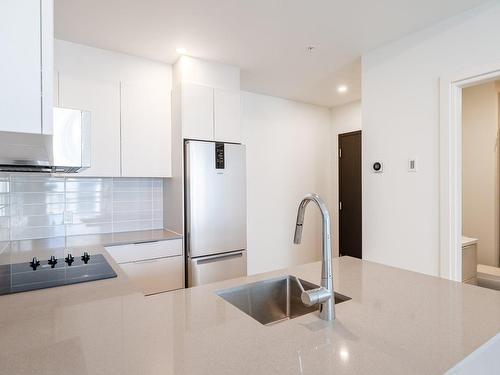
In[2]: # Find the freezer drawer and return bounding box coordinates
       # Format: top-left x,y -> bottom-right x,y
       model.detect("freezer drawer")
188,250 -> 247,287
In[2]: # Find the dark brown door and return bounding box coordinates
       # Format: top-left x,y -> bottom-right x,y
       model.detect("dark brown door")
338,131 -> 362,259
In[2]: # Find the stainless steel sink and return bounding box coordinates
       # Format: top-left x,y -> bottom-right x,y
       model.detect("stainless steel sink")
216,275 -> 351,325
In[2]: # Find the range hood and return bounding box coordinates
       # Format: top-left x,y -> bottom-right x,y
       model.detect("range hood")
0,108 -> 91,173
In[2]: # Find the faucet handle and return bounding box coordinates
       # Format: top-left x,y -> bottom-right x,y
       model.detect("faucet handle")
293,276 -> 332,307
301,287 -> 332,307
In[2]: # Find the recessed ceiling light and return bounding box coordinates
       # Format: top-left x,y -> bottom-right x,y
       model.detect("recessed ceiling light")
176,47 -> 187,55
337,85 -> 348,93
306,46 -> 316,53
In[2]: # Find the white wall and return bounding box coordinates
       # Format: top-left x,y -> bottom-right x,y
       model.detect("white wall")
241,92 -> 333,275
172,55 -> 240,90
330,101 -> 362,256
462,82 -> 499,267
55,39 -> 172,90
362,2 -> 500,275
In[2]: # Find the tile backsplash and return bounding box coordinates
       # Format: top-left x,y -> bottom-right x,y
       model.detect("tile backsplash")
0,175 -> 163,241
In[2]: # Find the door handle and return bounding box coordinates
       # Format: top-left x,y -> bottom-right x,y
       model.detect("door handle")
196,251 -> 243,265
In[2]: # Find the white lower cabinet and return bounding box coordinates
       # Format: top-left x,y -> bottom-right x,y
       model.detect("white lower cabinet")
105,239 -> 184,295
120,256 -> 183,296
106,239 -> 182,264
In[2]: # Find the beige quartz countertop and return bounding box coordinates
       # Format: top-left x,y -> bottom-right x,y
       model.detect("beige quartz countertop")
0,229 -> 181,264
0,256 -> 499,375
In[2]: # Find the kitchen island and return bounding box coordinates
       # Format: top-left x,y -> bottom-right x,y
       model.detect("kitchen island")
0,244 -> 499,375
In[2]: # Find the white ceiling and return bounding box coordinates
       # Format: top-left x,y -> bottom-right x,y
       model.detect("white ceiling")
55,0 -> 489,107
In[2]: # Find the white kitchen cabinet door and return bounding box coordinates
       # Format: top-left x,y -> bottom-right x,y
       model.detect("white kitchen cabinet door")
214,88 -> 241,143
121,81 -> 172,177
181,83 -> 214,141
0,0 -> 43,134
40,0 -> 54,135
120,256 -> 184,295
59,73 -> 121,176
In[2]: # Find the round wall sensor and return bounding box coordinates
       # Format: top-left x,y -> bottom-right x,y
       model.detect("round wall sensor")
372,162 -> 383,173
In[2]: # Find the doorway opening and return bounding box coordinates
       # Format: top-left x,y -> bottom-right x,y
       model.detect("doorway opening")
440,62 -> 500,285
461,80 -> 500,290
338,130 -> 362,259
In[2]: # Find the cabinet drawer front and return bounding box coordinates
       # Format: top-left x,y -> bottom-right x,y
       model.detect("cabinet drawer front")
120,256 -> 183,295
106,239 -> 182,264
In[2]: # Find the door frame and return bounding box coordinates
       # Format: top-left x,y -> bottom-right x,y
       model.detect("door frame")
439,61 -> 500,281
338,130 -> 362,258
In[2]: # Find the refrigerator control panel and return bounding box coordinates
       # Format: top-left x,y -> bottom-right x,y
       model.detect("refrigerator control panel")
215,143 -> 225,169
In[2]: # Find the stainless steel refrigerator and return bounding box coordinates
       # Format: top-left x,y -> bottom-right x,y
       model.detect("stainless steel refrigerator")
185,140 -> 247,287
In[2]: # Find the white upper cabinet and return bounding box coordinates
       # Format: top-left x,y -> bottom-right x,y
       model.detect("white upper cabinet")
121,81 -> 172,177
178,83 -> 241,143
181,83 -> 214,141
214,88 -> 241,143
0,0 -> 53,134
55,40 -> 172,177
58,72 -> 121,177
172,57 -> 241,143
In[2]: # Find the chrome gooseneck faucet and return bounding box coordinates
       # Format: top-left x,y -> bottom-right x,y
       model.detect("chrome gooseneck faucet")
293,193 -> 335,321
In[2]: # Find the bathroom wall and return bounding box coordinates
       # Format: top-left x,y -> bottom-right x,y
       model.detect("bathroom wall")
0,175 -> 163,241
462,82 -> 500,267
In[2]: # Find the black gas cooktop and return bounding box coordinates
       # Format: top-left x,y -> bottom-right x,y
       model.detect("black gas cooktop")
0,253 -> 117,296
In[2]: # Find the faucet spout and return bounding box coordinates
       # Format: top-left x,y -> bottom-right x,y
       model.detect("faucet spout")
293,193 -> 335,321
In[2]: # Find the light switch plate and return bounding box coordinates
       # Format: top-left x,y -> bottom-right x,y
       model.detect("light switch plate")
408,158 -> 417,172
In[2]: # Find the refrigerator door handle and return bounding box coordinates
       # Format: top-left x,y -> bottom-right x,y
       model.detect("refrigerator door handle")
196,251 -> 244,265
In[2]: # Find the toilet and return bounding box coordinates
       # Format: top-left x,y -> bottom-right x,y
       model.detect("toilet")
477,264 -> 500,292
